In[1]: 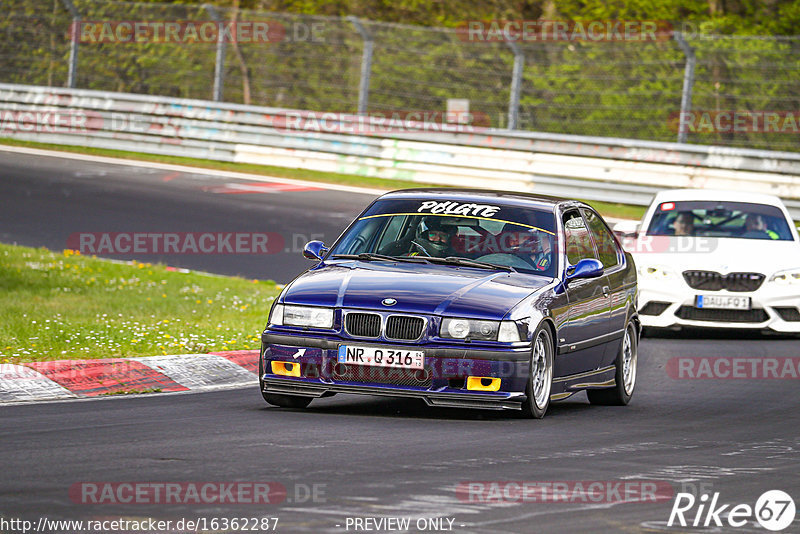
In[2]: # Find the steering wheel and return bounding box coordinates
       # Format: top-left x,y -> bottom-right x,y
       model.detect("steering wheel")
476,253 -> 536,270
411,240 -> 432,257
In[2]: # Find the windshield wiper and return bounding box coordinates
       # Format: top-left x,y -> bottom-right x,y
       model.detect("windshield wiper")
331,253 -> 428,264
331,254 -> 514,271
425,256 -> 515,272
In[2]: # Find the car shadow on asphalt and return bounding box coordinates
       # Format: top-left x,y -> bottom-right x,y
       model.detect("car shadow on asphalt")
642,327 -> 799,341
257,394 -> 595,422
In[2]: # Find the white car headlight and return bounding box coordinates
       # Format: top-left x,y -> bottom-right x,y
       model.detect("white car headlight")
769,268 -> 800,285
637,265 -> 677,280
270,304 -> 334,328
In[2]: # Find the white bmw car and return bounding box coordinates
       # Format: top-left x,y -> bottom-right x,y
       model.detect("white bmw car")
619,189 -> 800,333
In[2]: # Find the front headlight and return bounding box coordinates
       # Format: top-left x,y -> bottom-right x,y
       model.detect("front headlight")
637,265 -> 677,280
269,304 -> 334,328
769,268 -> 800,285
498,321 -> 522,342
440,318 -> 521,342
268,303 -> 284,326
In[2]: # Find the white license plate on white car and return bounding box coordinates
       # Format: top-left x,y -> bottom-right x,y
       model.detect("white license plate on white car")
337,345 -> 424,370
696,295 -> 751,310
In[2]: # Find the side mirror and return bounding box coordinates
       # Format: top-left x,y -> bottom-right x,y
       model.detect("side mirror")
565,258 -> 604,282
303,240 -> 328,261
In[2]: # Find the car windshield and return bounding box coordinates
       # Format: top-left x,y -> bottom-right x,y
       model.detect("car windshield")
645,200 -> 795,241
327,197 -> 558,277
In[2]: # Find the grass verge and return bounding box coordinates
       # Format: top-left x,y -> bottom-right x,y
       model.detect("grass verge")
0,243 -> 280,363
0,138 -> 647,221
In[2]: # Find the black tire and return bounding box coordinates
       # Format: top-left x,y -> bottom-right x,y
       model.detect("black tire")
520,323 -> 554,419
587,322 -> 637,406
262,393 -> 313,409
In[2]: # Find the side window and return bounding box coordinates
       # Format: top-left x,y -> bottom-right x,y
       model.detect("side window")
563,210 -> 598,265
375,216 -> 408,250
583,209 -> 620,268
337,218 -> 384,255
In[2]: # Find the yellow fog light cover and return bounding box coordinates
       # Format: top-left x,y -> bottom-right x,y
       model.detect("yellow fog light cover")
271,361 -> 301,377
466,376 -> 501,392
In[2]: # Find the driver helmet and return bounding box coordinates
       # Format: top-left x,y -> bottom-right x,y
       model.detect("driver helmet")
414,217 -> 456,256
498,223 -> 539,254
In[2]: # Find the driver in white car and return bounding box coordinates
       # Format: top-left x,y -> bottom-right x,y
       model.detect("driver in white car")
743,213 -> 779,240
673,211 -> 695,236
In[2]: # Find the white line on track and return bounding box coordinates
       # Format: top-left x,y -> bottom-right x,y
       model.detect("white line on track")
0,144 -> 639,223
0,144 -> 383,196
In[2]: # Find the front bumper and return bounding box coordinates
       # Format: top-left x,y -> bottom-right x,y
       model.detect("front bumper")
638,279 -> 800,332
261,378 -> 526,410
260,332 -> 531,410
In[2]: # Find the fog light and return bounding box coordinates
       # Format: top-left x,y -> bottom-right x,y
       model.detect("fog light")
448,377 -> 465,389
271,361 -> 301,377
466,376 -> 501,392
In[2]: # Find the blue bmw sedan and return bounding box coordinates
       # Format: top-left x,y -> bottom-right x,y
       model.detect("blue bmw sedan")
260,189 -> 639,418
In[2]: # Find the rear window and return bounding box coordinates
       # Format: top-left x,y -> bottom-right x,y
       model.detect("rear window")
646,201 -> 794,241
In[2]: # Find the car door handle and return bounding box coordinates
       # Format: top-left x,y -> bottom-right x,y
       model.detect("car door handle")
602,286 -> 610,298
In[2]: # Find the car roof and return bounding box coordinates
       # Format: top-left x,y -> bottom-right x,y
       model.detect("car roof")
651,188 -> 787,208
378,188 -> 582,211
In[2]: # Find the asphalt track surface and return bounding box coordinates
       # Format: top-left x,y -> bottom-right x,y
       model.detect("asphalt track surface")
0,149 -> 369,282
2,149 -> 799,533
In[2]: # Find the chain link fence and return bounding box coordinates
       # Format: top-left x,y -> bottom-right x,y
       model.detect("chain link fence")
2,0 -> 799,151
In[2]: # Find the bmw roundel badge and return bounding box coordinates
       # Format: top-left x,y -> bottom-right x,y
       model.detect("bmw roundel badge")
382,298 -> 397,306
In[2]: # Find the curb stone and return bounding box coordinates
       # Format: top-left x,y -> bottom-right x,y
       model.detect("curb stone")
0,350 -> 260,404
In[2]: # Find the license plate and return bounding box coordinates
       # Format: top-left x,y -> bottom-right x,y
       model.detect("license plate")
337,345 -> 424,370
696,295 -> 751,310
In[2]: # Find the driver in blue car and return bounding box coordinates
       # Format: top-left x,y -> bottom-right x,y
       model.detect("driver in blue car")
379,216 -> 457,258
498,224 -> 553,271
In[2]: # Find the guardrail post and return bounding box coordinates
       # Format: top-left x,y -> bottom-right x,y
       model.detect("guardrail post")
347,16 -> 373,115
204,4 -> 227,102
506,41 -> 524,130
675,31 -> 696,144
60,0 -> 80,88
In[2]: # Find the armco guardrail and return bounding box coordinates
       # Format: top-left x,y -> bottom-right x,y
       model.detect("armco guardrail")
2,83 -> 799,218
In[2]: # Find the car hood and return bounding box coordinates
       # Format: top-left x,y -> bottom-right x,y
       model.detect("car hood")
632,237 -> 800,275
281,261 -> 552,319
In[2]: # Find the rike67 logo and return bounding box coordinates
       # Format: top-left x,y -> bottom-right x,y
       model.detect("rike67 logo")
668,490 -> 796,531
